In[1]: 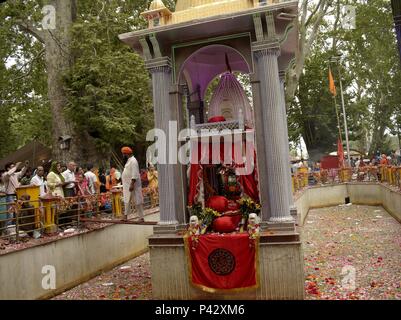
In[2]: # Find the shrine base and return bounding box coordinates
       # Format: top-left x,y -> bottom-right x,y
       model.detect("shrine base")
148,231 -> 305,300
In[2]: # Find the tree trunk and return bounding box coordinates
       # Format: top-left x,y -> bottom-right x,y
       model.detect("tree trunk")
44,0 -> 104,165
44,0 -> 76,163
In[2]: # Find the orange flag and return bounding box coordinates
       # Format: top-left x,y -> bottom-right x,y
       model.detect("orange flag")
329,68 -> 337,96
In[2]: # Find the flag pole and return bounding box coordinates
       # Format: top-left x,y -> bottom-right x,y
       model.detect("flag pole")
329,65 -> 343,147
338,64 -> 351,167
333,93 -> 342,142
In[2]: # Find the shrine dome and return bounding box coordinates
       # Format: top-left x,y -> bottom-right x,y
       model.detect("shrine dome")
149,0 -> 167,10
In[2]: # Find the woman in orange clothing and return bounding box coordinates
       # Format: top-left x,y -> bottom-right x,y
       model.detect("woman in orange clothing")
106,168 -> 119,191
380,154 -> 389,165
147,165 -> 158,208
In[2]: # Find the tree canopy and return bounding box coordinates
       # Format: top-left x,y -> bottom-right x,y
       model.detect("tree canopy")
0,0 -> 155,166
0,0 -> 400,165
288,0 -> 401,159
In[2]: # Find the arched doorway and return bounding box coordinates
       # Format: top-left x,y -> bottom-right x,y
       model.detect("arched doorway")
177,44 -> 252,126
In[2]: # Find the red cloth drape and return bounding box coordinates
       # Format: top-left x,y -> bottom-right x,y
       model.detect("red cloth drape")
239,173 -> 259,202
187,140 -> 259,205
188,163 -> 201,206
185,233 -> 258,292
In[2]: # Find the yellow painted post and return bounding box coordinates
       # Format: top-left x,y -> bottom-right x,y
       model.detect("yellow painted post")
385,166 -> 390,183
383,166 -> 388,183
391,166 -> 395,185
39,194 -> 58,234
387,166 -> 390,184
298,167 -> 308,188
296,173 -> 302,188
389,166 -> 394,185
387,166 -> 391,183
340,167 -> 351,182
397,167 -> 401,189
393,166 -> 398,186
16,185 -> 40,228
111,188 -> 123,218
393,166 -> 396,186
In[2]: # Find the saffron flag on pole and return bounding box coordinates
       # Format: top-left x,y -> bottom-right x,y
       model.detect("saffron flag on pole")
185,233 -> 259,292
337,138 -> 344,168
329,68 -> 337,96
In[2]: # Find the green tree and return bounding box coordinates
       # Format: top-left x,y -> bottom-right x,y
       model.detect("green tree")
0,0 -> 155,166
288,0 -> 401,159
0,1 -> 51,158
65,0 -> 154,166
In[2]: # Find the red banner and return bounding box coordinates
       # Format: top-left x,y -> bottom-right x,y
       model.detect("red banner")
185,233 -> 259,292
337,138 -> 344,168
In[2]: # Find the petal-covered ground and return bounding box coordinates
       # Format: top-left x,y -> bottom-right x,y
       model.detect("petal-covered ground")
302,204 -> 401,300
52,253 -> 153,300
54,204 -> 401,300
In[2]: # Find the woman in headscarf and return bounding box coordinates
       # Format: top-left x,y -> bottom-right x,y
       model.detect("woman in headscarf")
106,167 -> 119,191
75,172 -> 90,197
46,161 -> 65,197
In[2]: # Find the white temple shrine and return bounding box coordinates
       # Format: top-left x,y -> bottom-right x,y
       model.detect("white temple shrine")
119,0 -> 304,299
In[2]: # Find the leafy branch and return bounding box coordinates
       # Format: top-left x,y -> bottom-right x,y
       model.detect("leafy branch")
11,48 -> 45,82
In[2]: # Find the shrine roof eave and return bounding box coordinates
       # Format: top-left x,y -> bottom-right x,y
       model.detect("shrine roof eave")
119,1 -> 298,58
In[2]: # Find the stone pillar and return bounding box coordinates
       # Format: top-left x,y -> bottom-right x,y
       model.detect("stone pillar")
278,71 -> 297,218
169,84 -> 188,226
147,57 -> 180,230
252,43 -> 294,228
250,73 -> 271,222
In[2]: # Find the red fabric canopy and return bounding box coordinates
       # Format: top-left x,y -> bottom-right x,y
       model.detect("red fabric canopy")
188,140 -> 259,205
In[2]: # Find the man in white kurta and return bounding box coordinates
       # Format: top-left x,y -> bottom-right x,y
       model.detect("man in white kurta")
121,147 -> 144,221
30,166 -> 47,196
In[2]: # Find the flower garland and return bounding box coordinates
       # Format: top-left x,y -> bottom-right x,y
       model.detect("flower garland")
200,207 -> 221,234
187,203 -> 221,235
237,197 -> 260,233
237,197 -> 260,219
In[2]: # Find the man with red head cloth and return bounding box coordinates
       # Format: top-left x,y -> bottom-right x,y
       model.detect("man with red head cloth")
121,146 -> 144,221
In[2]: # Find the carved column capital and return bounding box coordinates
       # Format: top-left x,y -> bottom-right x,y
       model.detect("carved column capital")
252,41 -> 281,59
146,56 -> 172,73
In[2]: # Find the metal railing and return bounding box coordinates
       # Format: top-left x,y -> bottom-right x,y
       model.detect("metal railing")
0,188 -> 160,244
292,165 -> 401,194
0,199 -> 44,242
